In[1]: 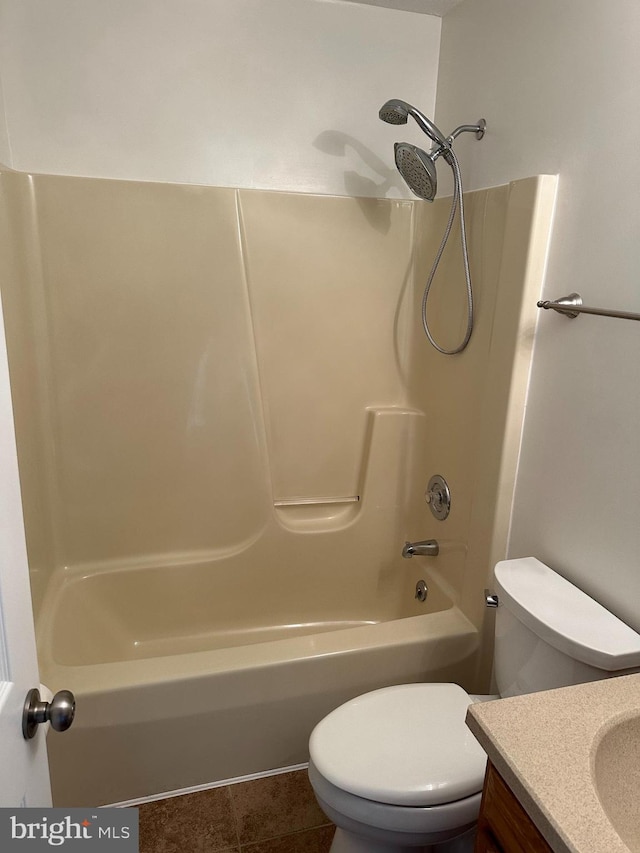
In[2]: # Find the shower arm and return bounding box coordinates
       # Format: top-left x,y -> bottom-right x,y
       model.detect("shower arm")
431,120 -> 487,166
446,119 -> 486,144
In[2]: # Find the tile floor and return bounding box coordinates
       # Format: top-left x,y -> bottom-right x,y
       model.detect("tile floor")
137,768 -> 335,853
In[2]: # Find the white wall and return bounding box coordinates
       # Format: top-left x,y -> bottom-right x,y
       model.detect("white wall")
437,0 -> 640,632
0,0 -> 440,198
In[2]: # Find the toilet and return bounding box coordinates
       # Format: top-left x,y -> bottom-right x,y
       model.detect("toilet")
308,557 -> 640,853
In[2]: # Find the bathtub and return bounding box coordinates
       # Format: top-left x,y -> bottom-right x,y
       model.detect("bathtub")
38,558 -> 479,807
5,173 -> 556,809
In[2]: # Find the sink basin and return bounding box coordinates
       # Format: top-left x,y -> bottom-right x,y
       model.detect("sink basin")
593,710 -> 640,851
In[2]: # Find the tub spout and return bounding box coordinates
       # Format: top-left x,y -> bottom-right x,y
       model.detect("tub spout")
402,539 -> 439,558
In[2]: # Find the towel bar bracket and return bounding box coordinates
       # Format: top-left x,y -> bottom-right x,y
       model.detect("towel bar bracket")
537,292 -> 640,322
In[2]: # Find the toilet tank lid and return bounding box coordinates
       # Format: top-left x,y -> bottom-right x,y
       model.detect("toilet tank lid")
494,558 -> 640,671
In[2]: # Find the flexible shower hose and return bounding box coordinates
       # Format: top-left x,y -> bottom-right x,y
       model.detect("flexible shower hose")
421,147 -> 474,355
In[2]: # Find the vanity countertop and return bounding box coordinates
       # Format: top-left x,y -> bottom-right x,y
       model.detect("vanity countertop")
466,673 -> 640,853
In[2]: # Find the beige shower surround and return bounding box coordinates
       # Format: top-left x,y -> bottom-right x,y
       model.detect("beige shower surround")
0,168 -> 556,805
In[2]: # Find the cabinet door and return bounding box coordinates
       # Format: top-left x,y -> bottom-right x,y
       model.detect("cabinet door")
474,824 -> 503,853
475,763 -> 553,853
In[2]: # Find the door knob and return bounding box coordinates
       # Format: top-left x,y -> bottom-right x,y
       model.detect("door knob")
22,687 -> 76,740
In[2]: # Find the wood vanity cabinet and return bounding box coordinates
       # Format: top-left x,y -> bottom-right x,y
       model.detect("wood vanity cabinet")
474,762 -> 554,853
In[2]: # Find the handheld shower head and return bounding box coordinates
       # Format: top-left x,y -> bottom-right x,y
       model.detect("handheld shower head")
379,98 -> 487,354
378,99 -> 410,125
394,143 -> 438,202
379,99 -> 449,147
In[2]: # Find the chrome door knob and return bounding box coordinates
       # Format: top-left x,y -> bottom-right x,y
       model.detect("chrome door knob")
22,687 -> 76,740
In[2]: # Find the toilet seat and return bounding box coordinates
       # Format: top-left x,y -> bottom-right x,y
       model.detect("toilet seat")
309,759 -> 482,840
309,683 -> 487,807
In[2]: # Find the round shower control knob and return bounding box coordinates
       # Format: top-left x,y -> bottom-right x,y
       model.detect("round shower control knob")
425,474 -> 451,521
22,687 -> 76,740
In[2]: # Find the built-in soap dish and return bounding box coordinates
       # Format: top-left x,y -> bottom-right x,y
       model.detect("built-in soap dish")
274,496 -> 361,532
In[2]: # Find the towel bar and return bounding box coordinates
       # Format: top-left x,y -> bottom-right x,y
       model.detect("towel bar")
537,292 -> 640,322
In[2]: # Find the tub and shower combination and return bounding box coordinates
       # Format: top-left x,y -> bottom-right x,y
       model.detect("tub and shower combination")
0,165 -> 556,805
40,547 -> 478,806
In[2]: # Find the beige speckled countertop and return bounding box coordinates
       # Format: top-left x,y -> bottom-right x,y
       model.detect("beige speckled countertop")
466,673 -> 640,853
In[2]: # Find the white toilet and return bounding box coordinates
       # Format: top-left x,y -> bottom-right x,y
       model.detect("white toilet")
308,557 -> 640,853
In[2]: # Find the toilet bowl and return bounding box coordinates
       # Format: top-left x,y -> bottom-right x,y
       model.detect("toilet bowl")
309,767 -> 479,852
309,683 -> 485,852
309,558 -> 640,852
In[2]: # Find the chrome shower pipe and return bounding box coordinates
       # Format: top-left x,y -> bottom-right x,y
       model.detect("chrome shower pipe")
447,119 -> 486,143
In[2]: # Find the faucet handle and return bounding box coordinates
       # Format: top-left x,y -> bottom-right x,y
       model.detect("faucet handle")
425,475 -> 451,520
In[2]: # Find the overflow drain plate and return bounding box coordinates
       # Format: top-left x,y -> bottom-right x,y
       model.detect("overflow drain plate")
415,580 -> 428,602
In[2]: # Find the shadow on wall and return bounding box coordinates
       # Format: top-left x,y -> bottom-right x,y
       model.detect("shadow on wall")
314,130 -> 407,218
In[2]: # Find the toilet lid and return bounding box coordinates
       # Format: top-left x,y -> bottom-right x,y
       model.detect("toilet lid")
309,683 -> 487,807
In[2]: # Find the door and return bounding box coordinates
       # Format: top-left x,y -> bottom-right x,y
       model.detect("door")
0,295 -> 51,806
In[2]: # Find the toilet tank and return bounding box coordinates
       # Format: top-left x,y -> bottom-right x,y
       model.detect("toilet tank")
493,558 -> 640,698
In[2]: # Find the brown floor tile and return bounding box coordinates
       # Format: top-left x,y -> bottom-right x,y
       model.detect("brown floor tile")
240,825 -> 335,853
137,787 -> 238,853
229,770 -> 328,845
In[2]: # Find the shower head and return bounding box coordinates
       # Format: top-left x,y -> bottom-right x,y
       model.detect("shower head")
380,98 -> 486,201
394,143 -> 438,201
378,98 -> 410,125
379,99 -> 449,147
